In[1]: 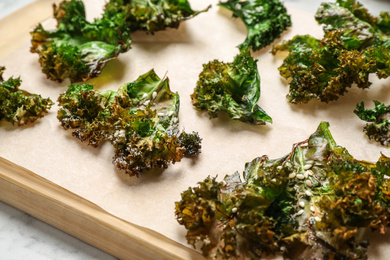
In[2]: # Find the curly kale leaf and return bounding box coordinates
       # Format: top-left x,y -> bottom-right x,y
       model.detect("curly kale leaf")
271,32 -> 377,103
218,0 -> 291,52
272,0 -> 390,104
175,121 -> 390,259
354,100 -> 390,146
315,0 -> 390,48
178,131 -> 203,156
104,0 -> 210,34
0,66 -> 53,125
30,0 -> 132,83
58,69 -> 201,176
191,49 -> 272,125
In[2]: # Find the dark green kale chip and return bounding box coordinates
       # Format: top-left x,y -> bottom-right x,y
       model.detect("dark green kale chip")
218,0 -> 291,51
272,0 -> 390,104
104,0 -> 210,34
354,100 -> 390,146
57,69 -> 201,176
178,131 -> 202,156
175,121 -> 390,259
191,48 -> 272,125
30,0 -> 132,83
0,66 -> 53,125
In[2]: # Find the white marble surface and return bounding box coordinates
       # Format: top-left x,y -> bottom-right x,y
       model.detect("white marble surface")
0,202 -> 116,260
0,0 -> 389,260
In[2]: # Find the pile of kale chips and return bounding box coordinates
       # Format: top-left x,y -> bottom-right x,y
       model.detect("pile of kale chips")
176,0 -> 390,259
31,0 -> 208,175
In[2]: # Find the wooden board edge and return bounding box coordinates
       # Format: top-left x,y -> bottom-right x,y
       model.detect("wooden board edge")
0,1 -> 203,258
0,156 -> 203,260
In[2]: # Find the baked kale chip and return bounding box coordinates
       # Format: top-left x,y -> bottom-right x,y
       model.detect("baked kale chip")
272,0 -> 390,104
57,69 -> 201,176
219,0 -> 291,51
0,66 -> 53,125
175,121 -> 390,259
191,48 -> 272,125
30,0 -> 132,83
354,100 -> 390,146
104,0 -> 210,34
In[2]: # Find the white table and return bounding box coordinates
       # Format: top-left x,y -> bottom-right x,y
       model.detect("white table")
0,0 -> 388,259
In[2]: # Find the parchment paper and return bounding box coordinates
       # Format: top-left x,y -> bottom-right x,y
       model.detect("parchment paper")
1,0 -> 390,258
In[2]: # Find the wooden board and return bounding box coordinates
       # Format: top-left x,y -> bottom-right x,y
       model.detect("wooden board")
1,0 -> 390,259
0,157 -> 203,260
0,1 -> 203,259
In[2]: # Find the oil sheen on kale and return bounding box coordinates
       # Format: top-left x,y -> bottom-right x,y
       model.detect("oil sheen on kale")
175,121 -> 390,259
219,0 -> 291,51
57,69 -> 201,176
272,0 -> 390,104
191,48 -> 272,125
30,0 -> 132,83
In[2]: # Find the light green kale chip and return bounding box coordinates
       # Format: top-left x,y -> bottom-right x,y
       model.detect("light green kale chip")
31,0 -> 132,83
218,0 -> 291,51
104,0 -> 210,34
191,48 -> 272,125
354,100 -> 390,146
0,66 -> 53,125
57,69 -> 201,176
175,121 -> 390,259
272,0 -> 390,104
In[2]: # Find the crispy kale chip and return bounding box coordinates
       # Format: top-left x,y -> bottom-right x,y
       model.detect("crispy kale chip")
354,100 -> 390,146
218,0 -> 291,51
104,0 -> 210,34
0,66 -> 53,125
272,0 -> 390,104
271,32 -> 377,104
57,69 -> 201,176
191,49 -> 272,125
30,0 -> 132,83
175,121 -> 390,259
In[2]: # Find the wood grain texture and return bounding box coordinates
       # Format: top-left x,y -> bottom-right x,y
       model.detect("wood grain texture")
2,0 -> 389,259
0,2 -> 203,256
0,156 -> 203,259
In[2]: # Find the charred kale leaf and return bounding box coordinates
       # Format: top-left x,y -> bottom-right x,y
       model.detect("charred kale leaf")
175,121 -> 390,259
191,49 -> 272,125
31,0 -> 132,83
57,69 -> 201,176
354,100 -> 390,146
218,0 -> 291,51
0,67 -> 53,125
272,0 -> 390,104
104,0 -> 210,34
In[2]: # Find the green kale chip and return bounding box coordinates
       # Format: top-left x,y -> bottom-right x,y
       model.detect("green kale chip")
272,0 -> 390,104
218,0 -> 291,51
104,0 -> 210,34
57,69 -> 201,176
175,121 -> 390,259
30,0 -> 132,83
190,49 -> 272,125
0,66 -> 53,125
354,100 -> 390,146
271,32 -> 377,103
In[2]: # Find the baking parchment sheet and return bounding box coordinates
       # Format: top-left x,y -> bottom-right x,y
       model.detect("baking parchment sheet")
1,0 -> 390,258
